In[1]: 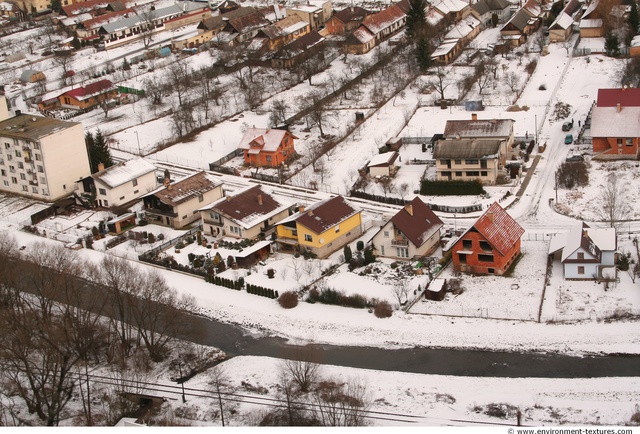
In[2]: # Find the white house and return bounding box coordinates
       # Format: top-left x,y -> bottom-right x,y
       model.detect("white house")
372,197 -> 443,259
87,158 -> 157,208
548,222 -> 617,280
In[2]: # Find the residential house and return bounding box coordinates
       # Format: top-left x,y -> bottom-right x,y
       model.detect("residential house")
591,87 -> 640,160
499,0 -> 542,46
579,0 -> 604,38
368,151 -> 399,177
142,171 -> 223,229
254,15 -> 311,52
631,35 -> 640,57
275,195 -> 362,258
451,202 -> 524,275
372,197 -> 443,259
78,158 -> 157,208
0,114 -> 90,202
361,4 -> 406,43
199,184 -> 292,240
548,0 -> 581,42
326,6 -> 370,35
0,1 -> 26,20
549,222 -> 617,280
467,0 -> 511,28
270,30 -> 325,68
20,70 -> 45,83
237,128 -> 297,167
74,9 -> 136,43
217,6 -> 271,44
286,0 -> 332,30
431,40 -> 461,64
431,0 -> 470,22
0,95 -> 9,122
56,79 -> 119,111
345,26 -> 376,54
432,12 -> 481,62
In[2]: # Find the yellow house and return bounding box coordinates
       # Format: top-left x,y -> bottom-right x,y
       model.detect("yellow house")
276,195 -> 362,258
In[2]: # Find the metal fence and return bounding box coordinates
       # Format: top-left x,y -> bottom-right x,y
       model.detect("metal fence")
138,224 -> 203,260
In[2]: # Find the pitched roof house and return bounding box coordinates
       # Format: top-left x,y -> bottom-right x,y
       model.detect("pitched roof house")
368,151 -> 399,177
591,87 -> 640,160
199,184 -> 293,240
326,6 -> 370,35
79,158 -> 157,208
468,0 -> 510,28
143,171 -> 224,229
579,0 -> 604,38
276,195 -> 363,258
58,79 -> 119,111
270,30 -> 326,68
548,222 -> 617,280
451,202 -> 524,275
372,197 -> 443,259
237,128 -> 298,167
500,0 -> 542,46
255,15 -> 310,51
548,0 -> 582,42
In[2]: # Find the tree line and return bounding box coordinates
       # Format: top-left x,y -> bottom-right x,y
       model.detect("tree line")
0,235 -> 197,426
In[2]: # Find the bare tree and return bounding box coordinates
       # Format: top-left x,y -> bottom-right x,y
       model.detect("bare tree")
378,176 -> 395,198
166,60 -> 191,107
144,76 -> 164,106
311,377 -> 370,426
391,280 -> 410,308
269,98 -> 289,127
397,182 -> 410,202
54,54 -> 74,86
138,7 -> 157,49
430,65 -> 452,100
505,71 -> 520,94
596,174 -> 631,229
475,61 -> 493,95
209,365 -> 232,426
280,346 -> 322,393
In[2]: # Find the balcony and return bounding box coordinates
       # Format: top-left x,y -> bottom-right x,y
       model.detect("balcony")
144,207 -> 177,218
203,218 -> 223,227
391,238 -> 409,247
29,180 -> 38,186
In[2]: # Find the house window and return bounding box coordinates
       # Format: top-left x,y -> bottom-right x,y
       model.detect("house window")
4,143 -> 9,149
120,196 -> 125,200
209,212 -> 220,221
0,170 -> 4,176
17,162 -> 23,169
480,160 -> 488,169
266,155 -> 272,163
14,150 -> 20,158
34,143 -> 40,150
466,171 -> 480,177
383,231 -> 389,237
32,186 -> 38,193
99,188 -> 106,195
22,185 -> 27,191
462,239 -> 472,249
19,173 -> 25,180
35,153 -> 41,161
230,226 -> 241,236
397,247 -> 409,258
381,245 -> 385,255
465,159 -> 479,165
134,190 -> 139,194
9,165 -> 14,173
7,154 -> 11,161
626,138 -> 633,146
478,254 -> 494,262
37,165 -> 43,173
198,194 -> 204,202
479,241 -> 491,252
11,177 -> 17,184
617,138 -> 623,147
577,252 -> 584,260
2,180 -> 7,187
454,159 -> 462,165
40,177 -> 46,184
577,266 -> 585,275
487,268 -> 494,274
455,171 -> 462,176
458,253 -> 467,264
104,200 -> 109,206
304,234 -> 313,242
132,179 -> 138,187
481,171 -> 488,177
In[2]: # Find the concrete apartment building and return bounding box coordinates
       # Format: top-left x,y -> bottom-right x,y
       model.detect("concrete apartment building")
0,114 -> 90,202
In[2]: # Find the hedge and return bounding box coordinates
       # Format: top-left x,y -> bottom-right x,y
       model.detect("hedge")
420,179 -> 486,196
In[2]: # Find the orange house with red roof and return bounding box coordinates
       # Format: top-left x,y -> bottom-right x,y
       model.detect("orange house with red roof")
58,79 -> 119,110
591,88 -> 640,160
237,128 -> 298,167
451,202 -> 524,275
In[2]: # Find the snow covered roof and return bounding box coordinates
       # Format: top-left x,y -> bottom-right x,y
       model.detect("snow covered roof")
444,118 -> 514,139
100,2 -> 204,33
471,0 -> 510,16
237,128 -> 296,153
579,18 -> 603,29
433,139 -> 503,159
549,222 -> 616,262
425,7 -> 445,26
432,0 -> 468,14
444,15 -> 480,40
201,184 -> 291,230
283,196 -> 361,235
550,12 -> 574,31
431,40 -> 458,57
388,197 -> 443,248
591,106 -> 640,137
632,35 -> 640,48
224,7 -> 270,34
258,14 -> 307,39
93,158 -> 156,188
148,171 -> 222,207
333,6 -> 369,24
0,115 -> 79,141
275,30 -> 324,58
60,12 -> 92,26
362,4 -> 405,36
582,0 -> 599,19
463,202 -> 524,256
368,151 -> 399,167
348,26 -> 375,44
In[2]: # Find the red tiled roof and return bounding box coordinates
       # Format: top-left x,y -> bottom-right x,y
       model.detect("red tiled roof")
154,171 -> 221,206
390,197 -> 443,248
64,79 -> 114,99
472,202 -> 524,256
362,4 -> 405,35
597,88 -> 640,107
212,185 -> 282,222
296,196 -> 360,235
334,6 -> 370,23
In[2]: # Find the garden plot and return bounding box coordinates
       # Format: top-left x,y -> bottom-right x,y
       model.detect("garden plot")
409,241 -> 548,321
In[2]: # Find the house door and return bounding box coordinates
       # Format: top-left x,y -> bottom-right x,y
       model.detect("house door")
166,217 -> 170,225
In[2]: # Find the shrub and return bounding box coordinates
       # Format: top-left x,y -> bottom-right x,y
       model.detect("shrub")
526,59 -> 537,75
157,233 -> 165,240
356,241 -> 364,251
630,404 -> 640,425
556,160 -> 589,189
278,291 -> 299,309
616,254 -> 630,271
374,301 -> 393,318
420,179 -> 486,196
267,268 -> 275,278
148,233 -> 156,243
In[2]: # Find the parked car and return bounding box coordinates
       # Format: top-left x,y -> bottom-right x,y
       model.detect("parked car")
564,134 -> 573,144
566,155 -> 583,162
62,70 -> 75,78
562,120 -> 573,131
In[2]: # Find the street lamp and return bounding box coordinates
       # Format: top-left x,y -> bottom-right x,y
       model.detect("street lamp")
178,361 -> 186,403
134,130 -> 141,156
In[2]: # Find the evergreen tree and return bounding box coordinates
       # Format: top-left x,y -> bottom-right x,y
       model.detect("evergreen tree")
628,1 -> 639,42
415,37 -> 432,72
86,129 -> 113,173
406,0 -> 427,39
605,32 -> 621,57
71,36 -> 81,50
343,245 -> 353,263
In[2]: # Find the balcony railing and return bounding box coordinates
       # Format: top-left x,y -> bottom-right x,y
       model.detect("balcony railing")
145,207 -> 177,218
203,218 -> 223,227
391,238 -> 409,247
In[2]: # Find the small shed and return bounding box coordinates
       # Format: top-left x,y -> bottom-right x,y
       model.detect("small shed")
20,69 -> 46,83
368,151 -> 399,177
385,137 -> 402,151
424,278 -> 447,301
107,212 -> 136,235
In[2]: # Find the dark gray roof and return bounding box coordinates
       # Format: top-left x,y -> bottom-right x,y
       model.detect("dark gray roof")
433,139 -> 503,159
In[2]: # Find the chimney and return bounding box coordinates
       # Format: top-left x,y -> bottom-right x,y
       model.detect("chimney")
616,103 -> 621,112
298,205 -> 305,213
308,210 -> 313,216
471,113 -> 478,121
97,162 -> 105,172
486,212 -> 494,222
226,195 -> 232,201
257,194 -> 263,205
405,204 -> 413,216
